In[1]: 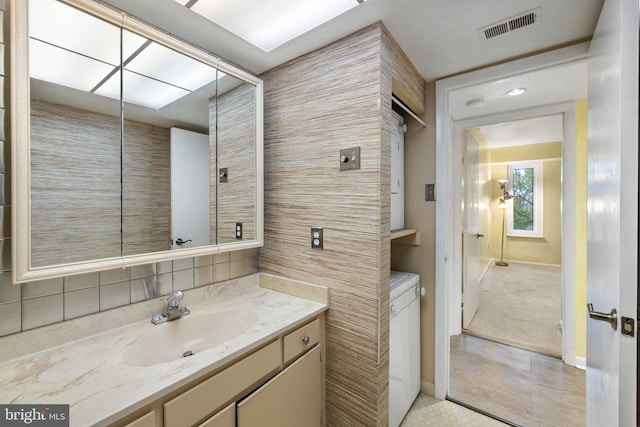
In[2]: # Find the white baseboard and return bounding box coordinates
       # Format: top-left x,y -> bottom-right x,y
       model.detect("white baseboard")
421,381 -> 435,397
490,258 -> 562,269
575,356 -> 586,370
478,260 -> 491,285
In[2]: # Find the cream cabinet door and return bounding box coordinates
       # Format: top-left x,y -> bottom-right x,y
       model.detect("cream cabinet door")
237,346 -> 321,427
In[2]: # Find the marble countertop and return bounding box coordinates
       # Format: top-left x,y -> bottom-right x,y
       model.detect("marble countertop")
0,274 -> 328,426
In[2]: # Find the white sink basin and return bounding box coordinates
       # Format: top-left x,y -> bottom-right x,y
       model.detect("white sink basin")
123,311 -> 257,366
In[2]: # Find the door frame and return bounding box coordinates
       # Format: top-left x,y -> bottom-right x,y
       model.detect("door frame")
434,42 -> 589,399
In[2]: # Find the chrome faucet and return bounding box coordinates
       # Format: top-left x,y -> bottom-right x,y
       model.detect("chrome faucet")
151,291 -> 191,324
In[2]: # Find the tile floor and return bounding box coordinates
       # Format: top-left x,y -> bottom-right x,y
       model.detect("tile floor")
400,393 -> 509,427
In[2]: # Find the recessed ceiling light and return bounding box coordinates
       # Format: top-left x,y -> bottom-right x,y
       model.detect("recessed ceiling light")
465,98 -> 486,108
506,87 -> 527,97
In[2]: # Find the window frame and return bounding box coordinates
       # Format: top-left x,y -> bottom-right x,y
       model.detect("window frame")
506,160 -> 543,238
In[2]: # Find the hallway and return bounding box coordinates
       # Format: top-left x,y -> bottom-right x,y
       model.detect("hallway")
449,334 -> 585,426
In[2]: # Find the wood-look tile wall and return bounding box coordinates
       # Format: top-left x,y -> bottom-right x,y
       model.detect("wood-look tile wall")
30,100 -> 171,266
260,22 -> 425,426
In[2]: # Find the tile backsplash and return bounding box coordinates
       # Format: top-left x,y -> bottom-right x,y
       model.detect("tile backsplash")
0,249 -> 259,337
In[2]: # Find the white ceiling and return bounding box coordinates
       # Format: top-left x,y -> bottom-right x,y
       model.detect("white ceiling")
479,115 -> 563,149
100,0 -> 604,147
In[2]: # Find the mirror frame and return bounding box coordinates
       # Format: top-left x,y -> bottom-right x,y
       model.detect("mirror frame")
10,0 -> 264,283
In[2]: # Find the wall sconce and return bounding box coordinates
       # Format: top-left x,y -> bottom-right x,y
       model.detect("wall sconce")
496,179 -> 513,267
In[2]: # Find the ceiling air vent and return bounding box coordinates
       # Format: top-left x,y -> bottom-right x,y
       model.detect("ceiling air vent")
479,7 -> 541,40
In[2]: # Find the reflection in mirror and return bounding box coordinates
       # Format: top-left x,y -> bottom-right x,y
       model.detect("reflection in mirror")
28,0 -> 221,264
16,0 -> 263,281
214,74 -> 257,244
29,0 -> 126,267
120,38 -> 219,256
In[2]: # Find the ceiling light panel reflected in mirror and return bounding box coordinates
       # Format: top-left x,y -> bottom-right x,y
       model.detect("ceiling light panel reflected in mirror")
182,0 -> 361,52
29,39 -> 116,92
30,0 -> 221,110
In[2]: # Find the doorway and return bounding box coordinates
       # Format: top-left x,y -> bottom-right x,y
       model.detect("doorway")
450,116 -> 586,425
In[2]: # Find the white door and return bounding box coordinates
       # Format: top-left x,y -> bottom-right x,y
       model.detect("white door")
170,127 -> 211,249
462,131 -> 481,329
586,0 -> 638,425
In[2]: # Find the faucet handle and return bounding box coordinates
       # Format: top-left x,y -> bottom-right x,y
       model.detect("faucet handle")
167,291 -> 184,309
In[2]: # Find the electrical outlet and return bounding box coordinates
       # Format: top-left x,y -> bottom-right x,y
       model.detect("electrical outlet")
311,227 -> 323,250
235,222 -> 243,240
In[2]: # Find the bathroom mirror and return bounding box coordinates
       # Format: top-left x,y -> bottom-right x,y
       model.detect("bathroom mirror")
12,0 -> 263,282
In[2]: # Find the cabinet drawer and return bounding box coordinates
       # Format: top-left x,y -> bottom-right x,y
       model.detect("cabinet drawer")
164,340 -> 281,427
283,319 -> 319,364
124,411 -> 155,427
199,403 -> 235,427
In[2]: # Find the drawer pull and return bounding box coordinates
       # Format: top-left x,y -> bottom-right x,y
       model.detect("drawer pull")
301,336 -> 310,345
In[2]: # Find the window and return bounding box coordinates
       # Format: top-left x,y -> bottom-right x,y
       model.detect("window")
507,161 -> 543,237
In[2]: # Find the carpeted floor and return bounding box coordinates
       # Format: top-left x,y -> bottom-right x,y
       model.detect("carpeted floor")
465,262 -> 562,358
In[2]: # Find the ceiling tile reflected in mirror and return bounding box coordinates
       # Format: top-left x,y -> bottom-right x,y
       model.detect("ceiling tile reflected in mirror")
29,0 -> 221,110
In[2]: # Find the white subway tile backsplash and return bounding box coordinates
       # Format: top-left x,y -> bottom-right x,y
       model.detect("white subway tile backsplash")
64,272 -> 100,292
0,248 -> 257,336
214,252 -> 231,264
100,268 -> 131,285
172,269 -> 194,291
0,271 -> 18,303
194,254 -> 213,267
172,257 -> 193,272
213,262 -> 230,283
0,301 -> 20,336
0,206 -> 9,238
156,273 -> 173,296
64,287 -> 99,320
22,294 -> 63,330
194,265 -> 213,287
0,237 -> 9,271
156,261 -> 172,275
131,264 -> 156,280
100,281 -> 131,311
22,277 -> 63,299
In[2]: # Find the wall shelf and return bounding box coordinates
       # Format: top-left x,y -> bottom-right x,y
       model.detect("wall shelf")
391,228 -> 420,246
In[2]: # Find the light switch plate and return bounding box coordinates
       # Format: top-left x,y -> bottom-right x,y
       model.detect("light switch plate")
340,147 -> 360,171
235,222 -> 242,240
219,168 -> 228,183
425,183 -> 436,201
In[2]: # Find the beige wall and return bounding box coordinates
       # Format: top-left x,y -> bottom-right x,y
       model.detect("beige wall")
489,142 -> 562,265
259,23 -> 425,426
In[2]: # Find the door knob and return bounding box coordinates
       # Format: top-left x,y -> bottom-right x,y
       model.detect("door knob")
175,238 -> 192,246
475,233 -> 484,238
587,303 -> 617,330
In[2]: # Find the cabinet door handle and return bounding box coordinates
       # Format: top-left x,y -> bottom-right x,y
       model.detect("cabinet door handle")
301,336 -> 310,345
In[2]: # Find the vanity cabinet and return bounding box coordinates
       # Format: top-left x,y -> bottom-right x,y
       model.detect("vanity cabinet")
237,346 -> 321,427
113,316 -> 324,427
